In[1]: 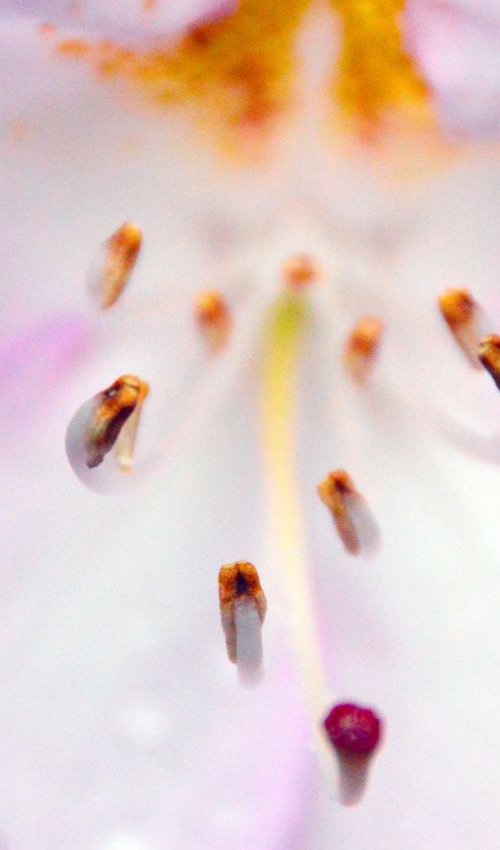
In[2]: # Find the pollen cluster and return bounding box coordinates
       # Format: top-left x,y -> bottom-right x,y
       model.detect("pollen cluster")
57,0 -> 310,136
52,0 -> 430,144
330,0 -> 428,134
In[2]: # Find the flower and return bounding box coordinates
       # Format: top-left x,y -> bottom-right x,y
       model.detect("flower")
1,2 -> 500,850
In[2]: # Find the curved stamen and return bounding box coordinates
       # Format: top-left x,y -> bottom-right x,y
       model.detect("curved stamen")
439,289 -> 484,368
194,290 -> 232,353
87,222 -> 142,310
343,316 -> 384,383
317,469 -> 380,556
65,374 -> 149,487
479,335 -> 500,390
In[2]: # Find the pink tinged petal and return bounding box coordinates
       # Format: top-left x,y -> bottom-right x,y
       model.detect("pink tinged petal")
0,0 -> 237,43
404,0 -> 500,138
0,313 -> 90,435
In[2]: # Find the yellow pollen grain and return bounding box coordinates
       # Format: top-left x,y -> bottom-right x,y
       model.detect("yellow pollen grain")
56,0 -> 312,136
53,0 -> 432,146
329,0 -> 429,135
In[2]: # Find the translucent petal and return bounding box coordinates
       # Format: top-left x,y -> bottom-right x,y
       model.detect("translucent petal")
405,0 -> 500,138
0,0 -> 235,43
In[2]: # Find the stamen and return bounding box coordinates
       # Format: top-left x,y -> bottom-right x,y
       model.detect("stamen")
218,562 -> 267,685
479,335 -> 500,390
317,470 -> 380,556
323,702 -> 383,806
66,375 -> 149,482
344,316 -> 383,383
439,289 -> 483,368
281,254 -> 319,291
88,222 -> 142,309
114,380 -> 149,472
194,290 -> 231,353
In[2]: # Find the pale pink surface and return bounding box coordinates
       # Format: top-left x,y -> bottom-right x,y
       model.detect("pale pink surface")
1,4 -> 500,850
0,0 -> 236,42
405,0 -> 500,137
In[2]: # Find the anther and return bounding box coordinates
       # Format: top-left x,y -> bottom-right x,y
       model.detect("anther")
218,562 -> 267,685
194,290 -> 231,352
66,374 -> 149,478
317,470 -> 379,556
344,316 -> 383,382
281,254 -> 319,291
479,335 -> 500,390
439,289 -> 484,367
88,222 -> 142,309
323,702 -> 383,806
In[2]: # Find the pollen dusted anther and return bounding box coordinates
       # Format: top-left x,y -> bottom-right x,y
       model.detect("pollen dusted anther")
194,290 -> 231,352
478,335 -> 500,390
90,221 -> 142,309
281,254 -> 319,291
318,469 -> 379,556
86,374 -> 149,469
439,288 -> 483,367
218,562 -> 267,684
344,316 -> 383,382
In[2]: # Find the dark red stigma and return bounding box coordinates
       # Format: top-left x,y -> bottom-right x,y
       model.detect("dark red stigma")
324,702 -> 382,756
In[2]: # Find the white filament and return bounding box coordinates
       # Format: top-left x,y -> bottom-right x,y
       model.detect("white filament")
234,598 -> 264,687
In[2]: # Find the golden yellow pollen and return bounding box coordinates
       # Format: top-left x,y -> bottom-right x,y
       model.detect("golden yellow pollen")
55,0 -> 310,143
281,254 -> 320,291
96,222 -> 143,309
54,0 -> 431,145
218,561 -> 267,665
318,470 -> 362,555
479,335 -> 500,391
329,0 -> 428,135
439,289 -> 482,368
344,316 -> 383,382
194,290 -> 231,352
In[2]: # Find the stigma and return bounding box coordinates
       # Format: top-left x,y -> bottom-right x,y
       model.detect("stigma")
65,375 -> 149,485
193,290 -> 231,353
344,316 -> 383,383
218,562 -> 267,685
88,222 -> 142,309
323,702 -> 383,806
439,289 -> 484,367
317,470 -> 380,556
479,335 -> 500,390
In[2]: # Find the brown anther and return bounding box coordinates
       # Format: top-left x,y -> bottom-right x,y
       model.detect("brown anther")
479,335 -> 500,391
218,562 -> 267,664
318,470 -> 362,555
281,254 -> 319,290
86,375 -> 149,469
439,289 -> 482,367
194,290 -> 231,353
344,316 -> 383,382
99,222 -> 142,309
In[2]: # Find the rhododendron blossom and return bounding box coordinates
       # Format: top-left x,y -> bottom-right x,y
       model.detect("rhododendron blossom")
0,2 -> 500,849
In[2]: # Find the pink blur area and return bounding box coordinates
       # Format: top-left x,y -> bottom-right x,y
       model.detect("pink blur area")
0,313 -> 90,441
405,0 -> 500,138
